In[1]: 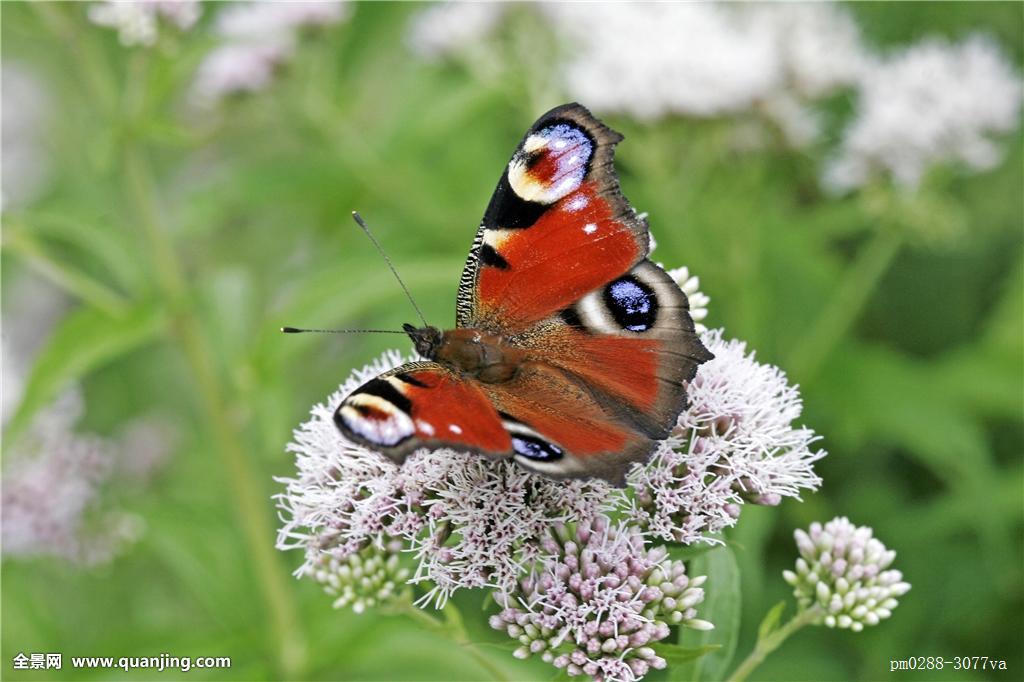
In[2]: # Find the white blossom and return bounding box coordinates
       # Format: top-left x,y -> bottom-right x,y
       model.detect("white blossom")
784,517 -> 911,631
407,1 -> 506,60
191,42 -> 294,106
627,329 -> 826,544
214,0 -> 350,39
648,237 -> 710,333
547,4 -> 777,120
88,0 -> 200,47
825,35 -> 1024,191
667,265 -> 709,333
191,1 -> 350,107
745,3 -> 867,99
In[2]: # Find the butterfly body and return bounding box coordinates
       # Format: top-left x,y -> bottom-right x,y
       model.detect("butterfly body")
404,324 -> 524,385
334,103 -> 713,485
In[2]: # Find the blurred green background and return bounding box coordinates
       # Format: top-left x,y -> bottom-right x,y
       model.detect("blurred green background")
2,2 -> 1021,681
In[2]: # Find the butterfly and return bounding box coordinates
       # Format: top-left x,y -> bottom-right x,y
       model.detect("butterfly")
333,103 -> 713,485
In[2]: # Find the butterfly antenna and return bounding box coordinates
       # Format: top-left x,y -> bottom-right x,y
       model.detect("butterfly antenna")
351,211 -> 429,328
281,327 -> 407,334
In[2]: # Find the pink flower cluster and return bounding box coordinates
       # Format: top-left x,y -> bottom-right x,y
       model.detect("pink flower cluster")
491,516 -> 712,681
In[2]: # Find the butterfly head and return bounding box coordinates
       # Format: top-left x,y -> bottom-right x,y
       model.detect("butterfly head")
403,323 -> 442,359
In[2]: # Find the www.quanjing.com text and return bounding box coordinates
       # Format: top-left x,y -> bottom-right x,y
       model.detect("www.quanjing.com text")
70,654 -> 231,673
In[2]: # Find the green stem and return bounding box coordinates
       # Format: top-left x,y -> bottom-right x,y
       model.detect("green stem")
123,146 -> 307,678
388,598 -> 510,682
787,229 -> 902,382
31,3 -> 117,113
727,607 -> 821,682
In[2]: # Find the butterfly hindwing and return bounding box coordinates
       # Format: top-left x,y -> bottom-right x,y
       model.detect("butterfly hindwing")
457,103 -> 650,332
509,259 -> 713,441
480,362 -> 658,486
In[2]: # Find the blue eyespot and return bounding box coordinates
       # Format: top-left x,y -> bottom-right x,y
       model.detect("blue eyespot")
512,435 -> 563,461
604,277 -> 658,332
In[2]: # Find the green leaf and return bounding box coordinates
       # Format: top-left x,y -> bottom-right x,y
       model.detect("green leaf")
756,601 -> 788,644
5,302 -> 168,441
654,643 -> 721,666
676,545 -> 741,682
4,220 -> 133,315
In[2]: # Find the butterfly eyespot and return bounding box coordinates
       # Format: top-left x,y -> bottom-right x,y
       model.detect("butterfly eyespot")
335,393 -> 415,447
604,276 -> 658,332
511,434 -> 564,462
507,123 -> 593,205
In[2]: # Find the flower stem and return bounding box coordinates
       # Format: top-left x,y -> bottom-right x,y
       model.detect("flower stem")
726,607 -> 821,682
123,146 -> 307,678
787,229 -> 902,383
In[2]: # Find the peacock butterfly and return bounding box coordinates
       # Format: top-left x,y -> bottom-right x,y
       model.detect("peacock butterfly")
333,103 -> 712,485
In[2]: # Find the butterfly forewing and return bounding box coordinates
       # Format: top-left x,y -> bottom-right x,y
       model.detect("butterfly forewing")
457,104 -> 650,332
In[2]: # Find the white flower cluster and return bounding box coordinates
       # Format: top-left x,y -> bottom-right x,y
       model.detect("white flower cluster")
191,1 -> 350,107
491,517 -> 711,682
407,3 -> 1022,187
2,390 -> 173,566
784,517 -> 911,631
824,36 -> 1024,191
307,537 -> 410,614
88,0 -> 201,47
627,329 -> 825,544
667,266 -> 709,333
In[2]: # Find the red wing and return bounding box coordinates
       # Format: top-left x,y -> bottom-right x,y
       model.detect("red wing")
456,103 -> 648,333
481,363 -> 653,486
334,362 -> 512,462
514,260 -> 713,439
